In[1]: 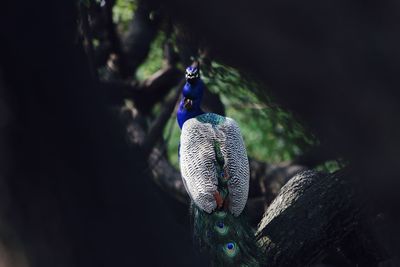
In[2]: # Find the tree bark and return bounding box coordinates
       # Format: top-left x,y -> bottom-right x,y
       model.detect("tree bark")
256,170 -> 363,266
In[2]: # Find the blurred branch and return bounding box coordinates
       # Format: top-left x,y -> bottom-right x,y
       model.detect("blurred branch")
91,0 -> 162,79
115,102 -> 188,203
121,0 -> 161,78
148,147 -> 189,203
137,66 -> 182,114
102,0 -> 129,75
142,79 -> 184,157
101,62 -> 182,109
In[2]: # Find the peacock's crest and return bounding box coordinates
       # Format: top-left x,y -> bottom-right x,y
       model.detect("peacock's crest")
185,65 -> 200,81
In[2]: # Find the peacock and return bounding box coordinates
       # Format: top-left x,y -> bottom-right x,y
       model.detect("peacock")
177,63 -> 263,266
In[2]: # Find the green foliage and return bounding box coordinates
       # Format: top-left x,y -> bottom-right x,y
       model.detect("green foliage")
203,63 -> 315,163
112,0 -> 137,30
164,115 -> 181,168
163,62 -> 316,168
136,32 -> 165,81
81,0 -> 318,170
315,160 -> 343,174
111,0 -> 164,80
80,0 -> 322,171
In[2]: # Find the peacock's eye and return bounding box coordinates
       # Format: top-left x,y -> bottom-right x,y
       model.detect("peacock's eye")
214,221 -> 229,235
223,242 -> 239,257
215,211 -> 227,219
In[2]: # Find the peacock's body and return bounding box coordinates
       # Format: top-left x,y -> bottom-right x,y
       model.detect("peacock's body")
177,64 -> 262,266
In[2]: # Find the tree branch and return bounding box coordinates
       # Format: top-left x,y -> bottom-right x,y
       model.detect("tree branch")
101,0 -> 129,75
101,64 -> 181,106
142,79 -> 184,157
148,147 -> 189,203
121,0 -> 161,78
256,170 -> 363,266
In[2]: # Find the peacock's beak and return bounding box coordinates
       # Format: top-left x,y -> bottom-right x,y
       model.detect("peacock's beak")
184,97 -> 193,110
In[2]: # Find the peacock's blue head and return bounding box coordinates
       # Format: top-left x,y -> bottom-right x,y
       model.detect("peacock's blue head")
177,64 -> 205,128
182,66 -> 203,111
185,66 -> 200,84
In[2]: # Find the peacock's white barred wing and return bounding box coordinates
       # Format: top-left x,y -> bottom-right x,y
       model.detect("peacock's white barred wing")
180,118 -> 219,214
218,118 -> 249,216
180,114 -> 249,216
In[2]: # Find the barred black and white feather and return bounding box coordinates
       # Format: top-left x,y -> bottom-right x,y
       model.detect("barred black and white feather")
180,114 -> 249,216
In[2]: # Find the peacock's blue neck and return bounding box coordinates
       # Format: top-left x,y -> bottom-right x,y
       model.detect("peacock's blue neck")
177,105 -> 204,129
177,80 -> 205,129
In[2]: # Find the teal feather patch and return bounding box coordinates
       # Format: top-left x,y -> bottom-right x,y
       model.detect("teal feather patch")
196,113 -> 226,126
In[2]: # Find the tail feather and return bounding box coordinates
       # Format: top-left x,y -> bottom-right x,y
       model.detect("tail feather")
192,204 -> 263,266
190,138 -> 262,266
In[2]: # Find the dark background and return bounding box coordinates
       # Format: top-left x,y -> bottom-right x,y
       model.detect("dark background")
1,1 -> 205,266
1,0 -> 400,266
